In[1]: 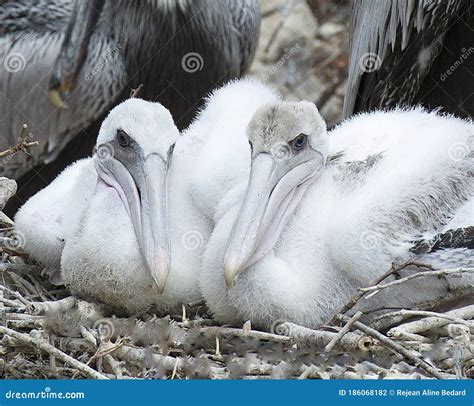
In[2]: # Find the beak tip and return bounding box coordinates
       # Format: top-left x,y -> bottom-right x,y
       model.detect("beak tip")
224,261 -> 241,289
48,89 -> 69,109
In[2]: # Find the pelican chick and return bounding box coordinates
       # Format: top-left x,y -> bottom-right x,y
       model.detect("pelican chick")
15,79 -> 279,314
200,103 -> 474,329
61,99 -> 178,313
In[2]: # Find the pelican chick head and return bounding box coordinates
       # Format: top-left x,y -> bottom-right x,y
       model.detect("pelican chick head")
224,101 -> 328,287
94,98 -> 179,293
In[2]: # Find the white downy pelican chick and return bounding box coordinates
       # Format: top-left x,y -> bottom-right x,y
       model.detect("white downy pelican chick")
61,99 -> 178,313
200,103 -> 474,329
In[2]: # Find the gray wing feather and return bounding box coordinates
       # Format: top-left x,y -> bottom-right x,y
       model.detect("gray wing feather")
343,0 -> 466,118
0,1 -> 127,179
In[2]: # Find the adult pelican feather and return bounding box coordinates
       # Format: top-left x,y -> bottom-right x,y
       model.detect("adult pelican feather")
1,0 -> 261,212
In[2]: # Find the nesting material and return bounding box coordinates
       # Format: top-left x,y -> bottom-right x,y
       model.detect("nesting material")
0,210 -> 472,379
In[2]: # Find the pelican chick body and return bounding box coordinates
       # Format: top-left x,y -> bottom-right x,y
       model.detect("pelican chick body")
200,103 -> 474,329
61,99 -> 178,313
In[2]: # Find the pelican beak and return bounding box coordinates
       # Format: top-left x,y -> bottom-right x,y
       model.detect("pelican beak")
95,153 -> 170,293
48,0 -> 105,108
224,153 -> 322,288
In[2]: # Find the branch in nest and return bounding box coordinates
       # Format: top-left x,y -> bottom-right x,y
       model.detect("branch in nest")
198,326 -> 294,345
129,84 -> 144,98
0,326 -> 108,379
272,320 -> 374,352
337,315 -> 450,379
387,304 -> 474,336
0,124 -> 39,159
329,261 -> 436,324
359,268 -> 474,298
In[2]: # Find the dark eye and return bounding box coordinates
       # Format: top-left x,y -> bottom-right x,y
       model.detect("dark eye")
117,129 -> 130,147
167,142 -> 176,160
290,134 -> 307,151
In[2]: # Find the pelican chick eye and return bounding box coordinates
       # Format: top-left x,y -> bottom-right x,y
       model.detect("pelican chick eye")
289,134 -> 307,152
167,142 -> 176,163
117,129 -> 130,147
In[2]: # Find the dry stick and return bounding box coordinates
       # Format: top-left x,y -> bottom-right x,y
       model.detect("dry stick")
198,326 -> 294,344
0,124 -> 39,158
0,263 -> 41,274
325,311 -> 363,353
329,261 -> 438,325
273,321 -> 373,352
0,284 -> 31,306
0,326 -> 108,379
129,84 -> 144,98
388,305 -> 474,336
27,296 -> 77,316
379,310 -> 474,333
337,315 -> 448,379
359,268 -> 474,298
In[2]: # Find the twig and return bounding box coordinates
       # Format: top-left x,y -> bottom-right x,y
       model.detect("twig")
360,268 -> 474,298
0,124 -> 39,158
0,284 -> 31,306
325,311 -> 363,353
198,326 -> 293,344
273,321 -> 373,352
0,326 -> 108,379
129,84 -> 144,98
26,297 -> 77,316
330,261 -> 439,324
338,315 -> 448,379
388,305 -> 474,336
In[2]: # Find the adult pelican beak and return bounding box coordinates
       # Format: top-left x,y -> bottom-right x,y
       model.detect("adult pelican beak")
48,0 -> 105,109
224,153 -> 322,288
95,152 -> 170,293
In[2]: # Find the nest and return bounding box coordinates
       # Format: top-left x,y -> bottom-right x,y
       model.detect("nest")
0,187 -> 472,380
